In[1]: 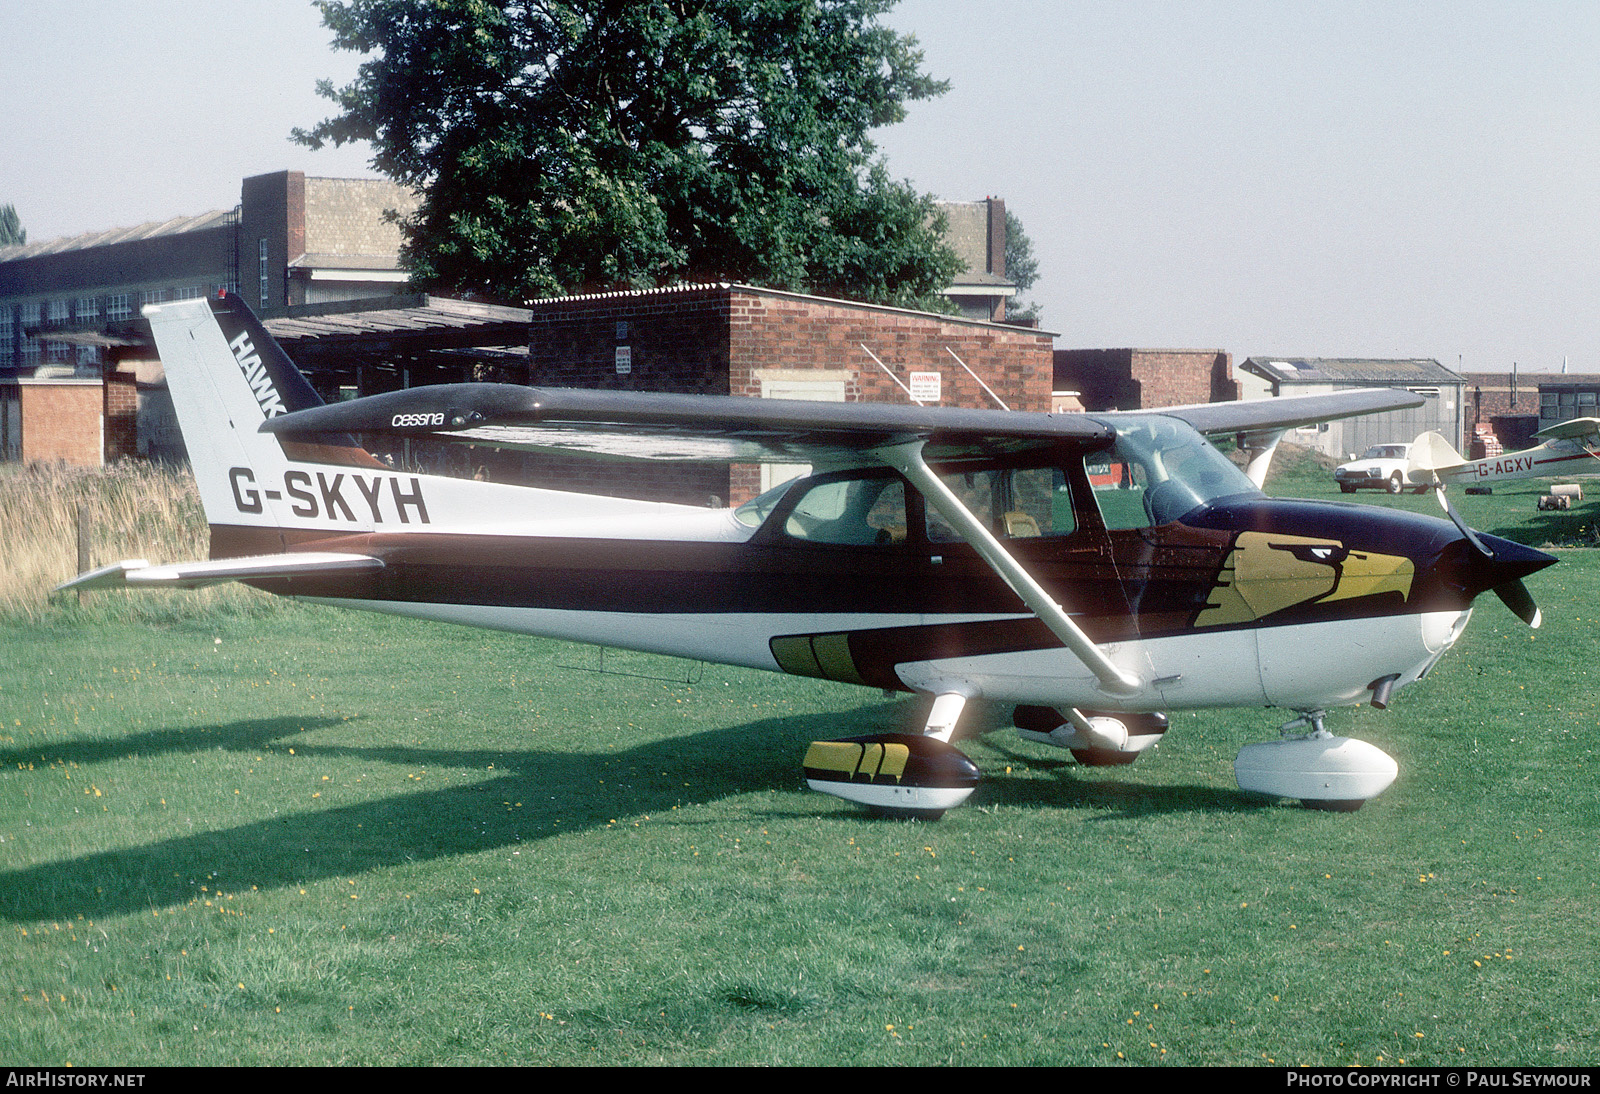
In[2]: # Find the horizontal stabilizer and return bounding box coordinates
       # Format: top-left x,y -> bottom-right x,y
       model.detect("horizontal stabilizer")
56,553 -> 383,593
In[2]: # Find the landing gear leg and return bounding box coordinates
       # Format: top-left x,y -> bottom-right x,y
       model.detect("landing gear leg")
1233,710 -> 1398,811
801,693 -> 981,819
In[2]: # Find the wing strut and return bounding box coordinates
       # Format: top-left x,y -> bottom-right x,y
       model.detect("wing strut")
876,440 -> 1142,696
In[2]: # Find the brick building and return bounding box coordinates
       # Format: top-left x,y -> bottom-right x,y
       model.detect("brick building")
2,181 -> 1026,471
1052,347 -> 1236,412
1460,370 -> 1600,453
519,283 -> 1056,505
936,197 -> 1016,322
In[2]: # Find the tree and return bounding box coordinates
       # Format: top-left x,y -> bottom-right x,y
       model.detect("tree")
295,0 -> 963,307
0,204 -> 25,247
1002,208 -> 1041,325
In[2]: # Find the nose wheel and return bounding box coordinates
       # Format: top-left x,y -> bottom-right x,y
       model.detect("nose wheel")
1234,710 -> 1398,810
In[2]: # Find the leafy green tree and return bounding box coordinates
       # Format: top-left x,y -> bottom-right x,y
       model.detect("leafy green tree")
0,204 -> 25,247
295,0 -> 962,307
1003,208 -> 1041,325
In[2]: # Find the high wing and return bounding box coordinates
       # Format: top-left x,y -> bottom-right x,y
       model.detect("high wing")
261,382 -> 1423,470
1142,388 -> 1426,436
1535,416 -> 1600,444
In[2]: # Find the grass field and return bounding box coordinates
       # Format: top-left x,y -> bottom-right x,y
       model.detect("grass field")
3,459 -> 1598,1065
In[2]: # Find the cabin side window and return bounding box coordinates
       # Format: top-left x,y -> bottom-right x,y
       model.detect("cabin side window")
926,464 -> 1077,542
1085,449 -> 1154,530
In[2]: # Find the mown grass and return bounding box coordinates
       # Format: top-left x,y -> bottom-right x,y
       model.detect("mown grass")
2,455 -> 1598,1065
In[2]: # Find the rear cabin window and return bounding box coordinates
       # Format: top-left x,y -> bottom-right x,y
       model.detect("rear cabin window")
783,476 -> 908,545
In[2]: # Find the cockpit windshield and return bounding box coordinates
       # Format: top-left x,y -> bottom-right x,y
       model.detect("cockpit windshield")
1086,414 -> 1262,528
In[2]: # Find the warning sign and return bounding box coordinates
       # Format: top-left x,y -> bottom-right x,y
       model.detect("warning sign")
909,371 -> 942,404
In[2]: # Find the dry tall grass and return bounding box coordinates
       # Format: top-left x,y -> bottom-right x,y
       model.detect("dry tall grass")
0,461 -> 275,623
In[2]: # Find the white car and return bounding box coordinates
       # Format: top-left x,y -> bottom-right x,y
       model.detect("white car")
1334,443 -> 1425,494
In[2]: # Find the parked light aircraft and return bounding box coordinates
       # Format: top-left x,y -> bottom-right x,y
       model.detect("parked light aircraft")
1409,419 -> 1600,490
61,296 -> 1556,816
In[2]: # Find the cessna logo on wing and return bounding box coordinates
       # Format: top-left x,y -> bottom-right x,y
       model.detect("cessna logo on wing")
391,412 -> 445,428
229,331 -> 287,417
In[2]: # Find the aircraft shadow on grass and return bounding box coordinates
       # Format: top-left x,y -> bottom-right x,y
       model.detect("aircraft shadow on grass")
0,702 -> 1258,922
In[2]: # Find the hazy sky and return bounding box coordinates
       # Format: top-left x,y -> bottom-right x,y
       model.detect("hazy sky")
6,1 -> 1596,372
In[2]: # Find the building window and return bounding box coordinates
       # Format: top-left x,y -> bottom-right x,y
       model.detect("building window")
141,288 -> 172,307
174,286 -> 204,300
47,299 -> 70,323
105,294 -> 132,322
76,297 -> 99,320
259,239 -> 270,306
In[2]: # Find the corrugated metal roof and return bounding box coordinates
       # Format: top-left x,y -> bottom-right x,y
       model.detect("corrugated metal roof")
264,295 -> 530,346
1241,356 -> 1462,385
0,210 -> 235,263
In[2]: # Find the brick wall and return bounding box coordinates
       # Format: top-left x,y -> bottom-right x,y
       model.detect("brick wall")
525,285 -> 1054,504
1055,348 -> 1234,411
303,177 -> 418,257
240,171 -> 300,314
17,380 -> 102,465
1462,371 -> 1530,425
104,368 -> 138,461
1130,349 -> 1235,407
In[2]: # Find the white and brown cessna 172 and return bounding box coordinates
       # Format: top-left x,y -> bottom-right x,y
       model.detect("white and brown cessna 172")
61,295 -> 1556,817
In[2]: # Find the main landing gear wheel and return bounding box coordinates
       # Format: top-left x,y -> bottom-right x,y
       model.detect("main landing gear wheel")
802,734 -> 979,820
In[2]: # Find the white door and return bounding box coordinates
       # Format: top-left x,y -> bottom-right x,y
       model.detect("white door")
759,376 -> 846,493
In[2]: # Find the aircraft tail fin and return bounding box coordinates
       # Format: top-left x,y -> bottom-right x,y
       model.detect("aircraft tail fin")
145,294 -> 382,536
1407,431 -> 1467,483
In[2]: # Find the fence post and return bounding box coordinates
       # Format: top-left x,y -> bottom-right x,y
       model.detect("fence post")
76,503 -> 91,605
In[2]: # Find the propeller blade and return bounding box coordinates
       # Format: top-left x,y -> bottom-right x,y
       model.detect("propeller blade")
1433,476 -> 1546,628
1433,481 -> 1491,558
1494,579 -> 1542,629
